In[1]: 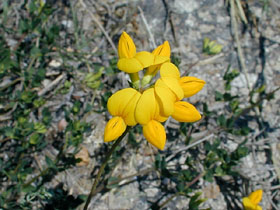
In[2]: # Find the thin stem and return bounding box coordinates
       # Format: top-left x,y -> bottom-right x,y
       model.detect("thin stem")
233,86 -> 280,122
23,148 -> 64,188
83,127 -> 130,210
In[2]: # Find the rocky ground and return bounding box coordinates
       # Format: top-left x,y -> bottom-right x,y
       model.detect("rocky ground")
48,0 -> 279,209
1,0 -> 280,209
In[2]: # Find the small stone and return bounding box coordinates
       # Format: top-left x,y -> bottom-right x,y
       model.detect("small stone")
145,188 -> 159,197
75,146 -> 90,166
173,0 -> 199,13
58,118 -> 67,132
49,59 -> 62,68
203,182 -> 220,199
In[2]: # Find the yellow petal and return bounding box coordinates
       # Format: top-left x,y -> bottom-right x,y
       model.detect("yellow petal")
145,57 -> 170,76
154,92 -> 169,122
155,114 -> 168,123
172,101 -> 201,122
104,117 -> 126,142
155,80 -> 176,117
134,51 -> 154,68
143,120 -> 166,150
118,31 -> 136,58
145,65 -> 158,76
161,77 -> 184,100
122,91 -> 141,126
135,88 -> 156,125
248,190 -> 263,206
256,206 -> 262,210
153,41 -> 171,57
242,197 -> 258,210
117,58 -> 143,73
179,76 -> 206,98
153,56 -> 170,65
160,62 -> 180,79
107,88 -> 138,116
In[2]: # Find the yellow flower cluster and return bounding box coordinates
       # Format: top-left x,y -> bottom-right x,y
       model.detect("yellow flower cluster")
242,189 -> 263,210
104,32 -> 205,150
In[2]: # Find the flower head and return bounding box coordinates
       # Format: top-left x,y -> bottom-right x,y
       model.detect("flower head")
135,88 -> 167,150
179,76 -> 206,98
104,32 -> 205,150
155,62 -> 205,122
142,41 -> 171,87
117,32 -> 154,73
104,88 -> 141,142
242,189 -> 263,210
146,41 -> 171,75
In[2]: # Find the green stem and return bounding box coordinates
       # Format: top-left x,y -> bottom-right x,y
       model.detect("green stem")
129,73 -> 140,89
83,127 -> 130,210
233,86 -> 280,122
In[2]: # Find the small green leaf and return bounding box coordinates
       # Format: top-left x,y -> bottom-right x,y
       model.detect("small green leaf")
29,133 -> 39,144
34,122 -> 47,134
176,182 -> 185,192
215,91 -> 223,101
217,115 -> 226,127
45,156 -> 55,168
30,46 -> 42,58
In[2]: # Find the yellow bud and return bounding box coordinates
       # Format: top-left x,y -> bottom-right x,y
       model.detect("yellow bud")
179,76 -> 205,98
104,117 -> 126,142
143,120 -> 166,150
172,101 -> 201,122
118,31 -> 136,59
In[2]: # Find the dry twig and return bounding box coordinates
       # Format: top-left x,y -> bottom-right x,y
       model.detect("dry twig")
230,0 -> 251,90
79,0 -> 117,54
138,6 -> 156,49
166,133 -> 215,162
38,73 -> 66,97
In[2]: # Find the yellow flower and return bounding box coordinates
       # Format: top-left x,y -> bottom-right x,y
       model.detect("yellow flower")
104,88 -> 141,142
117,32 -> 154,73
104,117 -> 126,143
179,76 -> 206,98
155,62 -> 205,122
135,88 -> 167,150
105,33 -> 205,150
172,101 -> 201,122
155,79 -> 176,117
142,41 -> 171,87
242,189 -> 263,210
159,63 -> 184,100
146,41 -> 171,75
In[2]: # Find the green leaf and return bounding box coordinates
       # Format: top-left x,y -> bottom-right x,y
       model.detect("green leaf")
155,153 -> 161,169
215,165 -> 224,176
204,170 -> 214,182
237,146 -> 248,158
29,133 -> 40,144
217,115 -> 226,127
215,91 -> 223,101
85,67 -> 104,89
34,122 -> 47,134
45,156 -> 55,168
30,46 -> 42,58
189,192 -> 207,210
176,182 -> 185,192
